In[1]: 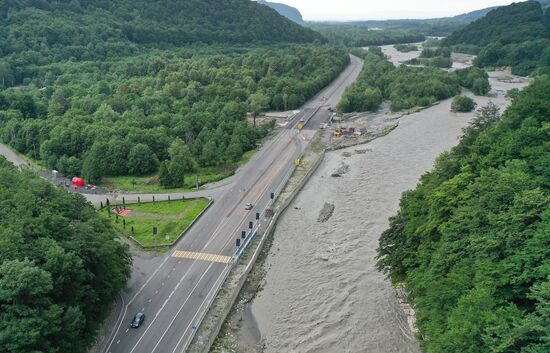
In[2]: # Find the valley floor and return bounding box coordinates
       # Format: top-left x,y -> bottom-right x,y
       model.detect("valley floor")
213,51 -> 529,353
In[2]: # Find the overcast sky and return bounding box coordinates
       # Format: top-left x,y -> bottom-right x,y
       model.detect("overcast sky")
274,0 -> 522,21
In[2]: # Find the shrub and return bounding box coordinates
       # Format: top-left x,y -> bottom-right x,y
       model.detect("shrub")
451,95 -> 477,112
394,44 -> 418,53
455,67 -> 491,95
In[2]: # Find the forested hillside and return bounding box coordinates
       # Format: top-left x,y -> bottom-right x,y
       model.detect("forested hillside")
0,157 -> 132,352
0,0 -> 348,187
0,0 -> 323,87
307,23 -> 425,47
257,0 -> 303,23
443,1 -> 550,75
377,76 -> 550,353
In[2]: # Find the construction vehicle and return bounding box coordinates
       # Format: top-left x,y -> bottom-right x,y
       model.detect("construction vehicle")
334,126 -> 342,137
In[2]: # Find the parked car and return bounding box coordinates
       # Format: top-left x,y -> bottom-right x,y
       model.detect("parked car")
130,312 -> 145,328
244,202 -> 253,210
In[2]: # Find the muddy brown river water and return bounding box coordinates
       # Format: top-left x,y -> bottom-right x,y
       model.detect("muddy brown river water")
245,73 -> 528,353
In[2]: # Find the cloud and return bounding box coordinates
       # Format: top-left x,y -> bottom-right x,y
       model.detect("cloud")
274,0 -> 521,21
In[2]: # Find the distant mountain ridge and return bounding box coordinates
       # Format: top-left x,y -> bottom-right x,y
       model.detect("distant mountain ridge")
257,0 -> 304,23
450,6 -> 500,22
444,1 -> 550,47
0,0 -> 321,52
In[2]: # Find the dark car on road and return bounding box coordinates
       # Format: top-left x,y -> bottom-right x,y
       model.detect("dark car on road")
130,313 -> 145,328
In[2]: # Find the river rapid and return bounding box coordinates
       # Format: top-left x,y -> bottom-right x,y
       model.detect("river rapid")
247,67 -> 528,352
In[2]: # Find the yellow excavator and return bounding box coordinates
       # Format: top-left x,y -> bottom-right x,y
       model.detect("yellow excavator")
334,126 -> 342,138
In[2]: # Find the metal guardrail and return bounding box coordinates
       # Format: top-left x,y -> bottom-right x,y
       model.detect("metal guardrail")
183,158 -> 298,352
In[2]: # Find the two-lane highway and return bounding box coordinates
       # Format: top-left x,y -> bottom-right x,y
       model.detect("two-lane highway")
102,54 -> 363,353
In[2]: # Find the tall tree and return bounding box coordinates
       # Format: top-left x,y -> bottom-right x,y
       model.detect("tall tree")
127,144 -> 159,175
248,92 -> 269,128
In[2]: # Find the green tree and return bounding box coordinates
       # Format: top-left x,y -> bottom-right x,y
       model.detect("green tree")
81,142 -> 107,183
159,139 -> 195,188
200,140 -> 218,167
127,144 -> 159,175
226,137 -> 244,162
0,61 -> 13,88
248,92 -> 269,128
57,155 -> 83,177
451,95 -> 477,112
159,161 -> 172,188
0,158 -> 131,353
362,87 -> 383,111
377,77 -> 550,353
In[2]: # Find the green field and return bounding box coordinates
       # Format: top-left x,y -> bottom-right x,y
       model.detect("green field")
101,149 -> 256,194
104,198 -> 210,247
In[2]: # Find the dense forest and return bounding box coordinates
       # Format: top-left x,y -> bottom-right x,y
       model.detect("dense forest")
443,1 -> 550,75
307,23 -> 425,47
0,45 -> 348,184
377,76 -> 550,353
337,48 -> 488,113
0,0 -> 348,186
0,0 -> 323,87
0,157 -> 132,352
0,0 -> 321,71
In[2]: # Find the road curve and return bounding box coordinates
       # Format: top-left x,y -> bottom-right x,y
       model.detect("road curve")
0,54 -> 364,353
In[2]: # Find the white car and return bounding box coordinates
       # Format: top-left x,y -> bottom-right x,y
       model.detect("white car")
244,202 -> 253,210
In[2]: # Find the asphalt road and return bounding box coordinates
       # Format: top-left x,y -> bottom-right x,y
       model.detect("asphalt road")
101,55 -> 364,353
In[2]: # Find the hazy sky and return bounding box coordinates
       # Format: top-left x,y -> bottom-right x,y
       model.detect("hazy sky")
274,0 -> 521,21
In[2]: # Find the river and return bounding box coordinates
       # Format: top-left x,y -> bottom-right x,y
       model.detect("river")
245,63 -> 528,352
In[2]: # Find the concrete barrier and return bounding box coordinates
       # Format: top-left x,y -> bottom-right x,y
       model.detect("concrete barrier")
187,150 -> 326,353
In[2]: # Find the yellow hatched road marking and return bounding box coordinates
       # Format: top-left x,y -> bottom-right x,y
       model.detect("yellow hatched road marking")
172,250 -> 231,264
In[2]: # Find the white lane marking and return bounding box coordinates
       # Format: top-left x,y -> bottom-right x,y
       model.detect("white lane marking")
173,223 -> 263,353
103,244 -> 178,353
104,126 -> 299,353
111,255 -> 202,353
150,262 -> 217,353
174,263 -> 233,353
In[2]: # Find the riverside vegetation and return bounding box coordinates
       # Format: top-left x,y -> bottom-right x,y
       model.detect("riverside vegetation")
0,0 -> 348,190
377,77 -> 550,353
337,47 -> 489,114
443,0 -> 550,75
307,23 -> 425,47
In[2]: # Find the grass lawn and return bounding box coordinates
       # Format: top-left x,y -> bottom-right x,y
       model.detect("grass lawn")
103,198 -> 210,247
101,149 -> 256,194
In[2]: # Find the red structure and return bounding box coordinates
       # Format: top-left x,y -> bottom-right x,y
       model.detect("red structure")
71,177 -> 84,187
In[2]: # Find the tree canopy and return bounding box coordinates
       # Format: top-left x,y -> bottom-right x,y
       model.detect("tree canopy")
443,1 -> 550,75
0,1 -> 348,185
337,47 -> 463,113
0,157 -> 132,353
377,76 -> 550,353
